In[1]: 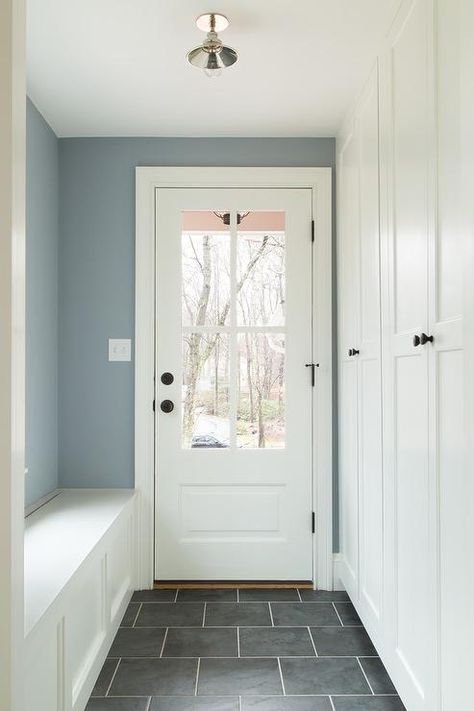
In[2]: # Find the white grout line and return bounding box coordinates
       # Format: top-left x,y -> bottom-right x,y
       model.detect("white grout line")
132,602 -> 142,627
357,657 -> 375,695
159,628 -> 168,657
237,588 -> 240,602
308,626 -> 319,657
202,602 -> 207,627
174,589 -> 179,602
297,589 -> 303,602
238,696 -> 242,711
268,602 -> 275,626
105,658 -> 121,696
277,657 -> 286,695
194,658 -> 201,696
329,696 -> 337,711
145,697 -> 152,711
332,602 -> 344,627
237,627 -> 241,657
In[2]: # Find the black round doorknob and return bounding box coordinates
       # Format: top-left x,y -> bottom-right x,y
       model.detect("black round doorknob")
420,332 -> 434,345
161,372 -> 174,385
413,334 -> 421,347
160,399 -> 174,413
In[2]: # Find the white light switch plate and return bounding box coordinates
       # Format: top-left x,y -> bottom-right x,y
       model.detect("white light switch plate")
108,338 -> 132,362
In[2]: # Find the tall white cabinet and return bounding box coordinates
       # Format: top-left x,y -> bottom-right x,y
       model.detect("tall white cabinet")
337,1 -> 469,710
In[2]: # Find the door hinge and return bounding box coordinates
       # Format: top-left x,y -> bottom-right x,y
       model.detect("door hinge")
305,362 -> 319,386
312,511 -> 316,534
311,219 -> 315,243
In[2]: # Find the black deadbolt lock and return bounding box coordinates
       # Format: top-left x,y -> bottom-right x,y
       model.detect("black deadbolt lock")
161,372 -> 174,385
160,399 -> 174,413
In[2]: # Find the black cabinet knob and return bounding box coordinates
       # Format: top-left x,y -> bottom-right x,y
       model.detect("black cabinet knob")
420,333 -> 434,345
161,372 -> 174,385
413,334 -> 421,347
352,348 -> 360,356
348,348 -> 353,357
160,399 -> 174,413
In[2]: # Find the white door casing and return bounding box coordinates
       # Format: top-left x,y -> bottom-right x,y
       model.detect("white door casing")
155,188 -> 313,580
135,168 -> 332,589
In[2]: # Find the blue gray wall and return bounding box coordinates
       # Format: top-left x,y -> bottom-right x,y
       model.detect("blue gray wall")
58,138 -> 336,489
25,99 -> 59,506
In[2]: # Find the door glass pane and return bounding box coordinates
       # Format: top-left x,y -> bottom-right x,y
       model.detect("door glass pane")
236,211 -> 286,327
182,333 -> 230,449
237,333 -> 285,449
182,211 -> 230,327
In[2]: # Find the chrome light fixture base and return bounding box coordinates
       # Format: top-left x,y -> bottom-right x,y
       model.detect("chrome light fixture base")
187,12 -> 238,78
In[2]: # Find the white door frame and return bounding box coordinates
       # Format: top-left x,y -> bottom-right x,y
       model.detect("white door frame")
135,167 -> 333,590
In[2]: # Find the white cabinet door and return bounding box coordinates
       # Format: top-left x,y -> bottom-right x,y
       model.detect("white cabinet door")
356,66 -> 384,643
379,0 -> 437,708
338,126 -> 360,600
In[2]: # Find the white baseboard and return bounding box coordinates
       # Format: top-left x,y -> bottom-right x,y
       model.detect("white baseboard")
332,553 -> 345,591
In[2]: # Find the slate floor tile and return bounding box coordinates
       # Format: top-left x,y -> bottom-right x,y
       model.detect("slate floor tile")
205,603 -> 271,627
332,698 -> 406,711
108,627 -> 166,657
359,657 -> 398,694
151,698 -> 239,710
271,603 -> 340,627
163,627 -> 238,657
280,657 -> 371,695
310,626 -> 377,656
239,627 -> 315,657
109,658 -> 198,696
132,589 -> 177,602
90,659 -> 119,696
136,603 -> 204,627
176,589 -> 237,602
299,590 -> 350,602
239,588 -> 300,602
334,603 -> 362,626
121,603 -> 140,627
86,700 -> 150,711
241,697 -> 333,710
198,658 -> 283,695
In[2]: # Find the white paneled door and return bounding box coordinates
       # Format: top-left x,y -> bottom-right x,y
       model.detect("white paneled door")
154,188 -> 314,580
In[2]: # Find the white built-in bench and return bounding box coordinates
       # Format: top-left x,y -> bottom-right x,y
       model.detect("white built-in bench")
24,489 -> 137,711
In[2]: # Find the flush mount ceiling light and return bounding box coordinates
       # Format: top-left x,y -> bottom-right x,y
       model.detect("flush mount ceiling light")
187,13 -> 238,79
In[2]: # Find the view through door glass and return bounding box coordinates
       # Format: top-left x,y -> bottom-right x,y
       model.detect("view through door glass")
181,210 -> 286,450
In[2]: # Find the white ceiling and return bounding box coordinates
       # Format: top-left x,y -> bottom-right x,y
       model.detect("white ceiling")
27,0 -> 400,137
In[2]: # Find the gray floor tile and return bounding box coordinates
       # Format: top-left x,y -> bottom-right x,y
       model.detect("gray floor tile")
359,657 -> 398,694
109,658 -> 198,696
332,698 -> 406,711
280,657 -> 371,695
310,627 -> 377,656
198,658 -> 283,695
163,627 -> 238,657
242,698 -> 332,710
299,590 -> 350,602
239,589 -> 300,602
334,603 -> 362,626
132,589 -> 177,602
151,698 -> 239,710
205,603 -> 271,627
121,603 -> 140,627
176,589 -> 237,602
136,603 -> 204,627
108,627 -> 167,657
271,603 -> 340,627
90,659 -> 119,696
240,627 -> 315,656
86,700 -> 150,711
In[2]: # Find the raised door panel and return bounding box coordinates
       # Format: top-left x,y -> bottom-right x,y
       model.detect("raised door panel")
380,0 -> 436,708
357,66 -> 384,637
337,128 -> 360,597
